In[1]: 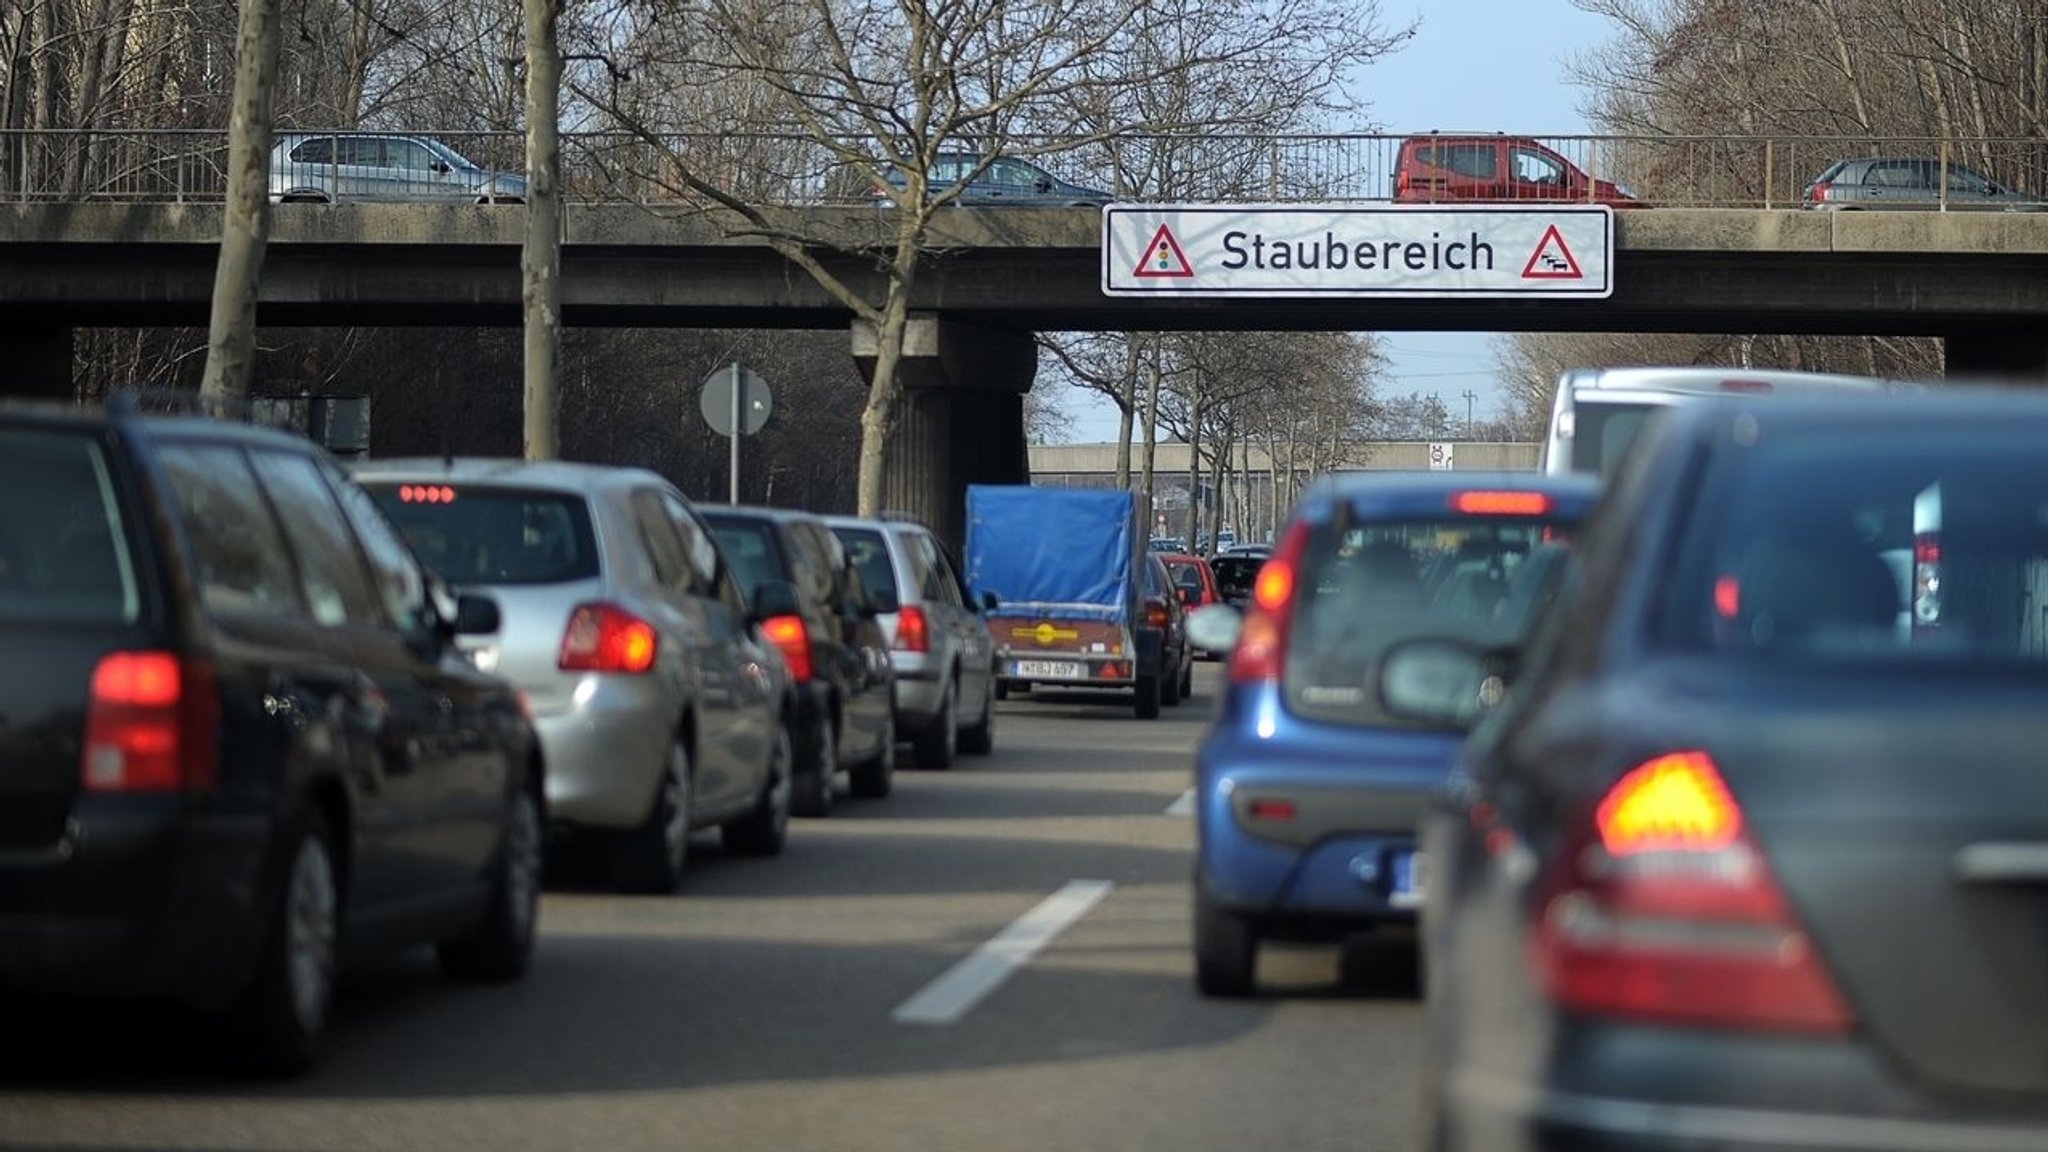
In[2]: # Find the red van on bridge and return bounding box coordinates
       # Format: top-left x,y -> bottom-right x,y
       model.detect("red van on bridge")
1393,133 -> 1643,207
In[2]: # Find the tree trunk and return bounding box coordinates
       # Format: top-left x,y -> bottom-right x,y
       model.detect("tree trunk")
1182,389 -> 1204,547
521,0 -> 563,460
1113,338 -> 1137,489
198,0 -> 281,402
855,287 -> 912,515
1138,336 -> 1162,541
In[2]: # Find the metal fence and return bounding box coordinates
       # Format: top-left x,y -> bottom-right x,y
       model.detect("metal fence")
4,128 -> 2045,208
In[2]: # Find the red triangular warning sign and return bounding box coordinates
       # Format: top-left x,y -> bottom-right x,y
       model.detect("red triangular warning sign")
1133,224 -> 1195,279
1521,224 -> 1583,280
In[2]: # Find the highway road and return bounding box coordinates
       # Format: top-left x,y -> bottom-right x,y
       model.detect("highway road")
0,666 -> 1425,1152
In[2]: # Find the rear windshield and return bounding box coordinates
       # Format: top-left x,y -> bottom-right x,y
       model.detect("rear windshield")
1211,555 -> 1264,598
1285,517 -> 1577,728
0,427 -> 138,623
834,527 -> 898,599
1663,427 -> 2048,663
1164,558 -> 1207,592
703,517 -> 785,604
1569,398 -> 1666,476
363,483 -> 598,586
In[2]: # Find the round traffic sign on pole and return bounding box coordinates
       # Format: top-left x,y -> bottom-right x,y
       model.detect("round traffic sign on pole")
701,363 -> 773,436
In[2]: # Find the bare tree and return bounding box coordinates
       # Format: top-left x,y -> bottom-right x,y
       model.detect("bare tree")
199,0 -> 282,401
522,0 -> 561,459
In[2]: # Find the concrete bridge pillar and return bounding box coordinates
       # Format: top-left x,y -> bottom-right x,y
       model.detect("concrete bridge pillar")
853,314 -> 1036,554
0,324 -> 74,401
1945,330 -> 2048,382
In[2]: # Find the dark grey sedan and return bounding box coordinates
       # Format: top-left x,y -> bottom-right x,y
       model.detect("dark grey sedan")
875,152 -> 1112,207
1403,392 -> 2048,1152
1803,156 -> 2047,211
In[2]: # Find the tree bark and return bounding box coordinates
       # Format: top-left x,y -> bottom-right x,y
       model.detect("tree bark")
1182,387 -> 1204,547
1113,338 -> 1137,489
1139,335 -> 1162,541
198,0 -> 281,402
855,286 -> 911,515
522,0 -> 563,460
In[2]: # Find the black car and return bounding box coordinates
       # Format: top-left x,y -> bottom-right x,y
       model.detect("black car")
1401,392 -> 2048,1152
0,397 -> 538,1073
701,506 -> 896,817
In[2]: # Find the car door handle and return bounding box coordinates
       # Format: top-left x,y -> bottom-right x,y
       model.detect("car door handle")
1953,842 -> 2048,884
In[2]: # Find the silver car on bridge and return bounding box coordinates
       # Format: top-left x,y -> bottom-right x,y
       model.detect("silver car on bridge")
269,132 -> 527,204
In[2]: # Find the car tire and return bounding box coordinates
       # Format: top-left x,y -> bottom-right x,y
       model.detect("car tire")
914,680 -> 958,769
959,674 -> 996,756
1194,884 -> 1258,998
993,679 -> 1009,702
222,810 -> 340,1075
793,714 -> 835,818
850,709 -> 896,798
1162,660 -> 1184,707
439,776 -> 543,982
723,721 -> 793,856
1134,673 -> 1162,720
611,738 -> 691,894
1178,660 -> 1194,703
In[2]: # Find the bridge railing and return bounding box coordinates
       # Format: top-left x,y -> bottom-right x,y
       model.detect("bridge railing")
4,129 -> 2044,209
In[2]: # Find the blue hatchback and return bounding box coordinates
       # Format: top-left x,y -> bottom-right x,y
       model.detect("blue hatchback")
1188,471 -> 1600,996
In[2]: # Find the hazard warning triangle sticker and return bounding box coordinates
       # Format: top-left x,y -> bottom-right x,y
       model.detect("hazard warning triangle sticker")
1521,224 -> 1583,280
1133,224 -> 1195,279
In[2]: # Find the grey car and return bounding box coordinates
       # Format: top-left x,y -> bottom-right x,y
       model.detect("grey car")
269,132 -> 527,204
826,514 -> 999,769
876,151 -> 1112,207
354,459 -> 795,895
1802,156 -> 2048,211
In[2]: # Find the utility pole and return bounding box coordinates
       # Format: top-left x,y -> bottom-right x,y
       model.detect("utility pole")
1460,389 -> 1477,437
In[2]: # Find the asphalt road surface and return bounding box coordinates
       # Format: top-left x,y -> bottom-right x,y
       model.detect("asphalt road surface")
0,665 -> 1426,1152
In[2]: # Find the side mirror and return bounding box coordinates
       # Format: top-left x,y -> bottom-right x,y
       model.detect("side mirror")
867,587 -> 901,615
1377,638 -> 1513,730
1184,604 -> 1242,655
453,592 -> 502,636
980,590 -> 1000,612
749,579 -> 803,623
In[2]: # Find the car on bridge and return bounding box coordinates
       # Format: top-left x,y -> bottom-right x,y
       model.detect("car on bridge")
873,152 -> 1112,207
268,132 -> 527,204
1182,471 -> 1599,997
1393,133 -> 1642,207
1409,389 -> 2048,1152
1802,156 -> 2048,211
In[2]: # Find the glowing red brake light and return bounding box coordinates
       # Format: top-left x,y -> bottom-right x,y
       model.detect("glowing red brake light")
1532,751 -> 1853,1035
1451,491 -> 1552,516
1228,520 -> 1312,683
82,651 -> 219,792
398,484 -> 457,504
893,604 -> 930,653
761,614 -> 813,682
559,603 -> 658,673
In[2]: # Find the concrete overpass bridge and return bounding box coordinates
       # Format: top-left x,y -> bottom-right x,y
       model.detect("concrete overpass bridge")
4,201 -> 2047,541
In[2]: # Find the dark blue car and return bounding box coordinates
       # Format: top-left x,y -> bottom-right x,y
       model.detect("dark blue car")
1186,470 -> 1600,996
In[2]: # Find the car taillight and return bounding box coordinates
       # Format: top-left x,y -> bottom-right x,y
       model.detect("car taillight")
1719,378 -> 1775,393
1805,179 -> 1832,203
81,651 -> 219,792
1531,751 -> 1853,1035
558,603 -> 658,674
893,604 -> 930,653
1144,597 -> 1171,630
761,614 -> 813,682
1227,520 -> 1312,683
1451,490 -> 1552,516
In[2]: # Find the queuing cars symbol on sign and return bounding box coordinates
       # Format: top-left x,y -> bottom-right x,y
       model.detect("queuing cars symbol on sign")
1102,204 -> 1614,298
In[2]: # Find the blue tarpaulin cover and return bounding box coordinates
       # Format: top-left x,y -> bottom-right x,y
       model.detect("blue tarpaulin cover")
965,485 -> 1133,624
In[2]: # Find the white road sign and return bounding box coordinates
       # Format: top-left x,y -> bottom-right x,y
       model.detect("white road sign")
1102,204 -> 1614,299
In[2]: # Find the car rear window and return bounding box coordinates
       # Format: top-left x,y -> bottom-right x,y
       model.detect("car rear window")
834,527 -> 898,599
1664,426 -> 2048,663
1211,555 -> 1263,598
703,517 -> 786,605
1569,398 -> 1666,475
0,427 -> 138,623
363,483 -> 598,586
1284,517 -> 1576,728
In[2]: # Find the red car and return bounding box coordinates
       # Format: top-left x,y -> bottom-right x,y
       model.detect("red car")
1159,553 -> 1227,657
1393,134 -> 1642,207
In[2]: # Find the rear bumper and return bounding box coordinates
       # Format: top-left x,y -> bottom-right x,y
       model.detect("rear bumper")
532,673 -> 675,830
1439,1069 -> 2048,1152
891,652 -> 948,731
0,805 -> 273,1008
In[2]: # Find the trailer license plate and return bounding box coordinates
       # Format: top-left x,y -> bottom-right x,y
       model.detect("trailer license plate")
1014,660 -> 1085,680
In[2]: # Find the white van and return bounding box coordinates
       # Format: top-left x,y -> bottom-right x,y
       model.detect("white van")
1540,366 -> 1912,477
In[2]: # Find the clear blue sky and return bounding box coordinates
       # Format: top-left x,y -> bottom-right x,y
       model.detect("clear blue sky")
1053,0 -> 1613,442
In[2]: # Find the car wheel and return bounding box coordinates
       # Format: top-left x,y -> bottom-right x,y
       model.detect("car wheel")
1179,660 -> 1194,703
850,708 -> 896,798
223,810 -> 339,1075
1134,673 -> 1162,720
439,775 -> 543,981
1194,884 -> 1258,998
914,679 -> 958,769
723,721 -> 793,856
959,672 -> 996,756
611,738 -> 691,894
1161,660 -> 1184,707
793,713 -> 835,818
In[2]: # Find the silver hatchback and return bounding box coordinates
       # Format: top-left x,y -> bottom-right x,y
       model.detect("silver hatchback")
269,133 -> 527,204
825,515 -> 999,768
355,459 -> 795,895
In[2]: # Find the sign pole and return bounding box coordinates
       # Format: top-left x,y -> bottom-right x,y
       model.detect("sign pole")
728,362 -> 743,503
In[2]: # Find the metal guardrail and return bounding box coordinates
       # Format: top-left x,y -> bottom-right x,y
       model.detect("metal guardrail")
3,129 -> 2046,209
